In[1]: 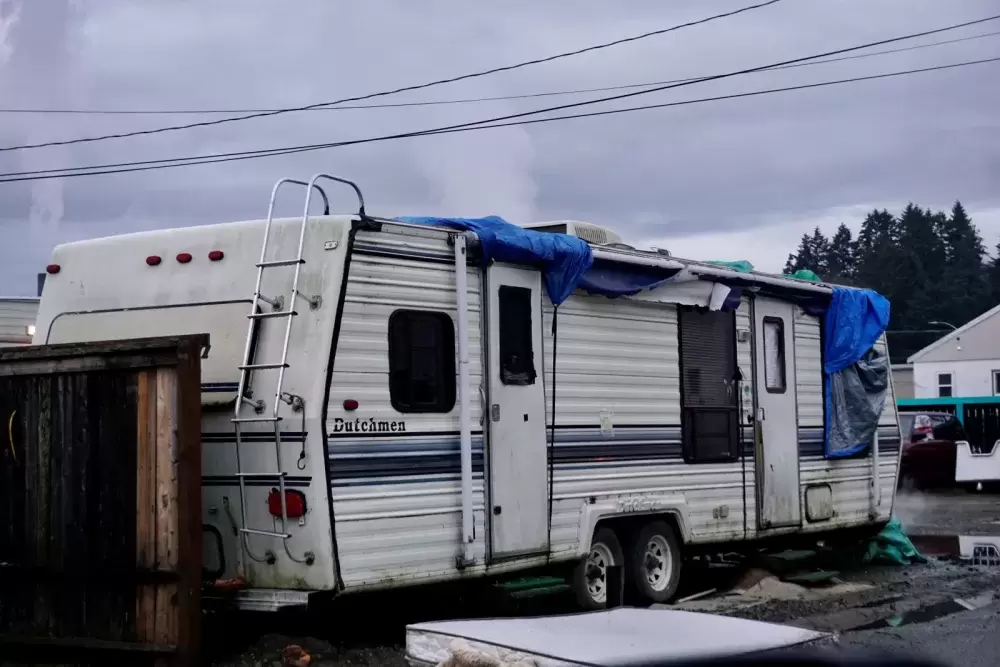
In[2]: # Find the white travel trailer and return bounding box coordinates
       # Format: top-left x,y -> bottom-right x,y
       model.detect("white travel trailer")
33,175 -> 901,611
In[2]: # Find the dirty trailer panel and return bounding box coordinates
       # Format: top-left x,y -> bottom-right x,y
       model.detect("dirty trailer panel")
0,335 -> 204,665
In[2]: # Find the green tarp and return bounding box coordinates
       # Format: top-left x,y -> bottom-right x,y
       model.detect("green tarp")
861,517 -> 927,566
706,260 -> 754,273
786,269 -> 822,282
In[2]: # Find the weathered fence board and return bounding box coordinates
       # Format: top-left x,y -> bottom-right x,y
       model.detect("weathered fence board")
0,335 -> 205,665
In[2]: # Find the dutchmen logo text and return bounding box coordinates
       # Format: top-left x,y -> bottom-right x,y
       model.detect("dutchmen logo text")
333,417 -> 406,434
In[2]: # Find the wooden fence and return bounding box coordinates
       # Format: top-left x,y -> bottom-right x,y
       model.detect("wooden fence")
0,335 -> 205,665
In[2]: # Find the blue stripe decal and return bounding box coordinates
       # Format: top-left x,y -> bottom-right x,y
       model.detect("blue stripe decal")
202,382 -> 239,393
797,425 -> 900,457
323,424 -> 899,484
202,474 -> 311,488
203,431 -> 307,443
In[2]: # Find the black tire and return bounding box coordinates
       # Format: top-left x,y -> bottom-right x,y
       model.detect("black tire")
573,526 -> 624,610
626,520 -> 682,604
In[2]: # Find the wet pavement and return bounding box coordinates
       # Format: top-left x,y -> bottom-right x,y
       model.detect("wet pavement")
211,489 -> 1000,666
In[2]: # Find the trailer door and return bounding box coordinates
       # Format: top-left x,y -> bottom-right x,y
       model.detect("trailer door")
486,264 -> 549,557
753,297 -> 801,529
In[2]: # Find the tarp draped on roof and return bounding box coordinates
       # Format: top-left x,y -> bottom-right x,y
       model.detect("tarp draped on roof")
578,257 -> 683,298
397,216 -> 681,304
396,216 -> 593,305
823,287 -> 892,457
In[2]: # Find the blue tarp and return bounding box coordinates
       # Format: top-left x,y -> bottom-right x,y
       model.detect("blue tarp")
578,258 -> 682,297
396,216 -> 593,305
824,287 -> 892,457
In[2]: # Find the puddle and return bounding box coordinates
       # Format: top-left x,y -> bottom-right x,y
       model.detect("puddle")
853,592 -> 996,631
909,534 -> 1000,565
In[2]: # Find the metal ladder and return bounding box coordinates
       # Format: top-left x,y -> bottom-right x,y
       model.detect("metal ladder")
232,173 -> 366,566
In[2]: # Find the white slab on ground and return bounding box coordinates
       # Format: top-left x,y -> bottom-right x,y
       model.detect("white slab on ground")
406,607 -> 828,666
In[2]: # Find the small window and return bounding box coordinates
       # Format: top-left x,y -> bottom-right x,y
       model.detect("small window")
498,286 -> 536,386
388,310 -> 456,413
993,370 -> 1000,396
762,317 -> 786,393
937,372 -> 953,398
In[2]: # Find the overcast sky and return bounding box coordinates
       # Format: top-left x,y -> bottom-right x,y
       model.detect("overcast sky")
1,0 -> 999,295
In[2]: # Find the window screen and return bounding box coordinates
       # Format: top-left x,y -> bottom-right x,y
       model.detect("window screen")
388,310 -> 456,413
498,286 -> 536,386
763,317 -> 786,393
937,373 -> 953,398
678,307 -> 739,463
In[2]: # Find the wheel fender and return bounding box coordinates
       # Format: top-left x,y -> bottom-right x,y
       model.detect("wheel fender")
575,494 -> 690,558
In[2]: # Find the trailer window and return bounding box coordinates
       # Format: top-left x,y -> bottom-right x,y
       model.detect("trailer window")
498,286 -> 536,386
388,310 -> 456,413
678,307 -> 740,463
763,317 -> 786,393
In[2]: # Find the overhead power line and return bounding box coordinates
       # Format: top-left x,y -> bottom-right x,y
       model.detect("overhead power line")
0,0 -> 786,153
4,29 -> 999,116
2,56 -> 997,185
2,16 -> 997,180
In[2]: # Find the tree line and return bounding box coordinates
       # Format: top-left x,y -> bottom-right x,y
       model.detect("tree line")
782,202 -> 1000,362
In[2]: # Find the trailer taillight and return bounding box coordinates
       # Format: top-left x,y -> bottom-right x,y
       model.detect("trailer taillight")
176,252 -> 193,264
46,264 -> 61,274
268,488 -> 307,519
146,255 -> 162,266
208,250 -> 224,262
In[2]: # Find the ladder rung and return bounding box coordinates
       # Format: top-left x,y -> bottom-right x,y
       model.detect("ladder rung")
257,258 -> 305,268
236,472 -> 288,478
241,528 -> 291,539
239,363 -> 288,370
232,416 -> 283,424
248,310 -> 297,320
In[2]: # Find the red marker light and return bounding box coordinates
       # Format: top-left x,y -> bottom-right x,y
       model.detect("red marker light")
208,250 -> 224,261
267,489 -> 307,519
343,399 -> 359,411
176,252 -> 193,264
45,264 -> 61,274
146,255 -> 162,266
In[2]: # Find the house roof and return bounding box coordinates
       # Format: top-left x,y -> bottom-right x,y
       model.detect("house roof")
907,302 -> 1000,363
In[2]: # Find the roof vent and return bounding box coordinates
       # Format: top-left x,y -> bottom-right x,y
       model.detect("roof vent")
522,220 -> 624,246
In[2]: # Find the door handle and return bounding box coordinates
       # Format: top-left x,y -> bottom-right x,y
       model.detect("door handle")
758,407 -> 766,421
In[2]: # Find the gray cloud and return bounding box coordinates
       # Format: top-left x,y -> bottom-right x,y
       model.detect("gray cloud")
1,0 -> 1000,293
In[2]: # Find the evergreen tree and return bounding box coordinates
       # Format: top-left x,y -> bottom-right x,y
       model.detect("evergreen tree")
782,202 -> 999,363
784,233 -> 816,274
784,228 -> 829,276
808,227 -> 830,277
896,204 -> 946,330
855,208 -> 901,296
990,241 -> 1000,304
826,223 -> 854,284
936,201 -> 988,326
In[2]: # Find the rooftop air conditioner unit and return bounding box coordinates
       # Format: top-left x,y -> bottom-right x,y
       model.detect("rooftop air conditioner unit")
521,220 -> 624,246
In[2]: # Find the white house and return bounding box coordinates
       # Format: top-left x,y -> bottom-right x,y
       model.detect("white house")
908,303 -> 1000,399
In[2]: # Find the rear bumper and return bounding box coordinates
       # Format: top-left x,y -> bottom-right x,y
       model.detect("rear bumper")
203,588 -> 313,612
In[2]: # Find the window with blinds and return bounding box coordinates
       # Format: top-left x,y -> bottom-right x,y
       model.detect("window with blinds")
678,307 -> 740,463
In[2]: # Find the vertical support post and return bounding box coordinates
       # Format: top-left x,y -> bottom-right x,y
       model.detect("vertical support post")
870,428 -> 880,520
455,233 -> 475,567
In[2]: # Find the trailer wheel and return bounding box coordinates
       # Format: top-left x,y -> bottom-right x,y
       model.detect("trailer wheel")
573,526 -> 624,610
626,520 -> 681,604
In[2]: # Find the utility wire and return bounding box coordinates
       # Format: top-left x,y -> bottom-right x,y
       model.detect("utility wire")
4,29 -> 999,116
2,56 -> 996,184
0,0 -> 786,152
3,17 -> 997,181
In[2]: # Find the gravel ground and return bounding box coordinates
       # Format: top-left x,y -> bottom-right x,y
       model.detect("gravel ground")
211,489 -> 1000,666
